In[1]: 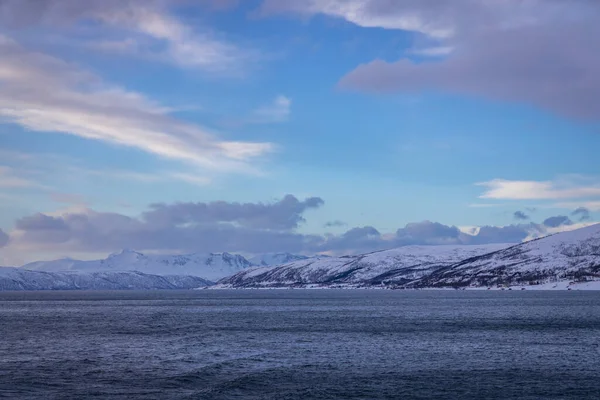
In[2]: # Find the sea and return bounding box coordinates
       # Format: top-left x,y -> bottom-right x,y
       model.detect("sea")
1,290 -> 600,399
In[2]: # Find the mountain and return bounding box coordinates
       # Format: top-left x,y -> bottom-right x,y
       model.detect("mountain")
248,253 -> 310,266
217,224 -> 600,290
22,250 -> 253,281
413,223 -> 600,289
216,243 -> 511,288
0,267 -> 212,291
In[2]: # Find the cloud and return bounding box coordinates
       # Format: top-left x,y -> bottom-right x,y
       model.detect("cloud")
4,196 -> 596,261
0,229 -> 8,248
543,215 -> 573,228
409,46 -> 454,57
477,178 -> 600,200
513,211 -> 529,221
463,224 -> 536,245
317,0 -> 600,119
250,95 -> 292,124
0,36 -> 272,172
7,195 -> 326,256
571,207 -> 591,222
0,0 -> 253,73
143,195 -> 324,231
324,220 -> 346,228
396,221 -> 461,245
0,166 -> 45,189
259,0 -> 458,38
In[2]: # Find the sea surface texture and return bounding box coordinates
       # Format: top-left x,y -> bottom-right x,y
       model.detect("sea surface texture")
1,290 -> 600,399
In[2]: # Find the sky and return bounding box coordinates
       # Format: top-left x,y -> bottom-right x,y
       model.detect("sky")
0,0 -> 599,265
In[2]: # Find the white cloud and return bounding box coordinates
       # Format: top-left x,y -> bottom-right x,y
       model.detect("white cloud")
259,0 -> 455,38
99,7 -> 251,73
0,36 -> 272,173
250,95 -> 292,124
410,46 -> 454,56
477,178 -> 600,200
0,0 -> 254,74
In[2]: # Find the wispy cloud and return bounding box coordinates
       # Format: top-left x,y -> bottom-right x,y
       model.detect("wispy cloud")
250,95 -> 292,124
477,178 -> 600,200
259,0 -> 456,38
0,150 -> 214,194
409,46 -> 454,56
0,36 -> 272,173
0,166 -> 47,189
0,0 -> 255,74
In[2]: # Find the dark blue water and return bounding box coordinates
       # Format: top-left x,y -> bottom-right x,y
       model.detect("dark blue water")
1,290 -> 600,399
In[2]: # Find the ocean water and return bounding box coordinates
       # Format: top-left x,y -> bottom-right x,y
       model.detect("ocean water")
1,290 -> 600,399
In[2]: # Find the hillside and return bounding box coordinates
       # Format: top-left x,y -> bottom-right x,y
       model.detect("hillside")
22,250 -> 253,281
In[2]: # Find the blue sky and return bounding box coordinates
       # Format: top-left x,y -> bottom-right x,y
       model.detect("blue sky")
1,0 -> 599,264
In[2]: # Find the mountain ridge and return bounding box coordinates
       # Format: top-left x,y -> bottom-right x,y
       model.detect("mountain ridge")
22,251 -> 253,281
217,224 -> 600,290
0,267 -> 212,291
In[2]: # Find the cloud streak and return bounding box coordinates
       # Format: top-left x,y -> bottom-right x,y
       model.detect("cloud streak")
250,95 -> 292,124
0,0 -> 254,73
4,194 -> 592,263
477,178 -> 600,200
298,0 -> 600,119
0,36 -> 272,172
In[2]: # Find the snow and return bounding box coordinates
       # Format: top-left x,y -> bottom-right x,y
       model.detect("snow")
0,266 -> 212,291
21,250 -> 253,281
218,243 -> 512,288
248,253 -> 309,266
430,223 -> 600,287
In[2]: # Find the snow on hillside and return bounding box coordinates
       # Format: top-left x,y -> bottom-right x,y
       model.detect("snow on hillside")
248,253 -> 309,266
416,223 -> 600,288
21,249 -> 253,281
217,243 -> 511,288
0,267 -> 212,291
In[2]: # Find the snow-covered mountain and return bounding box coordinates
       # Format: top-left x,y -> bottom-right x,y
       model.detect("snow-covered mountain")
0,267 -> 212,291
22,249 -> 253,281
248,253 -> 310,266
414,223 -> 600,289
217,243 -> 511,288
218,224 -> 600,289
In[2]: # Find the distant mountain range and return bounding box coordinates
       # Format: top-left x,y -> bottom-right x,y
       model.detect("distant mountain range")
21,249 -> 253,281
0,268 -> 212,291
218,224 -> 600,290
4,224 -> 600,291
248,253 -> 311,267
